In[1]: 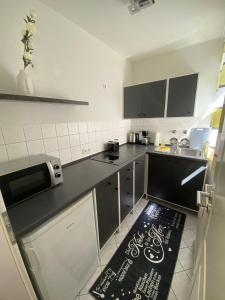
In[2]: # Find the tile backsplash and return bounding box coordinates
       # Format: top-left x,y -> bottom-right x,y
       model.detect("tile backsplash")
0,120 -> 131,165
131,117 -> 210,144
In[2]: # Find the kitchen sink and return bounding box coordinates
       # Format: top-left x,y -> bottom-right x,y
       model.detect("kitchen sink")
177,148 -> 202,158
154,147 -> 203,159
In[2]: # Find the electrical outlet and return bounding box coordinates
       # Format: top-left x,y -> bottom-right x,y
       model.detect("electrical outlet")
81,148 -> 91,155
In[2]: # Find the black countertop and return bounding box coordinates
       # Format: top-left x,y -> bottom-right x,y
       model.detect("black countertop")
7,144 -> 207,238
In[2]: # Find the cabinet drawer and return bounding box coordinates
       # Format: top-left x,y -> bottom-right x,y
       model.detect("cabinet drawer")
135,155 -> 145,203
120,163 -> 133,222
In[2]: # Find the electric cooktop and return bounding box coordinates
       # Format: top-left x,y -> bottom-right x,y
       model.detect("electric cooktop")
91,151 -> 135,166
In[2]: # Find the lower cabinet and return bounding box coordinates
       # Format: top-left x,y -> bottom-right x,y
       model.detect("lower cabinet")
135,155 -> 145,203
96,173 -> 119,249
120,163 -> 134,222
148,153 -> 207,210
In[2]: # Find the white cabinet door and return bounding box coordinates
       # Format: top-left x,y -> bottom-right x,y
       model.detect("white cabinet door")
0,223 -> 31,300
22,192 -> 98,300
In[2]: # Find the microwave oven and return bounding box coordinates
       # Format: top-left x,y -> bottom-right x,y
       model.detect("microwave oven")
0,154 -> 63,208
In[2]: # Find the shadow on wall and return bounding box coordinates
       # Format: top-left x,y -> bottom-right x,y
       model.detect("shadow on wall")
0,64 -> 17,93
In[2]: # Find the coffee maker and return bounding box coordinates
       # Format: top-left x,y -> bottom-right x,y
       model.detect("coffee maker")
139,131 -> 151,145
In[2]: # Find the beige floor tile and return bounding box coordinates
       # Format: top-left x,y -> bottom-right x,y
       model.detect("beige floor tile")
180,239 -> 188,249
182,229 -> 196,247
115,223 -> 129,245
175,259 -> 184,273
172,271 -> 190,300
168,288 -> 177,300
100,242 -> 117,266
185,268 -> 193,279
79,294 -> 94,299
80,267 -> 101,295
179,247 -> 194,270
126,211 -> 139,228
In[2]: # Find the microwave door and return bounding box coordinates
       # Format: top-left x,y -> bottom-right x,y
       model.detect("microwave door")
0,163 -> 52,208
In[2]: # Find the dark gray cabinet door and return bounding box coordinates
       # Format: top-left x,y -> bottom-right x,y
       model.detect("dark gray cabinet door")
135,155 -> 145,203
147,153 -> 206,210
167,73 -> 198,117
142,80 -> 167,118
124,85 -> 142,118
120,163 -> 133,221
96,173 -> 119,248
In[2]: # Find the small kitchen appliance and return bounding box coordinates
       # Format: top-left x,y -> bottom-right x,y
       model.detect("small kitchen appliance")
139,131 -> 151,145
0,154 -> 63,208
107,140 -> 119,152
128,132 -> 136,144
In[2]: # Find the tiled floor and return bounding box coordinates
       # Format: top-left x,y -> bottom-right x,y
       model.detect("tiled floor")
77,197 -> 197,300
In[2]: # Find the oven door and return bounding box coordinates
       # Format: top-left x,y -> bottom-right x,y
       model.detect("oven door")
0,163 -> 52,208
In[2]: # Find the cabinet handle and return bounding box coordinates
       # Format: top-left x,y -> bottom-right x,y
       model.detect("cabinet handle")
127,192 -> 130,195
126,177 -> 131,181
106,181 -> 112,185
114,187 -> 118,191
127,168 -> 131,171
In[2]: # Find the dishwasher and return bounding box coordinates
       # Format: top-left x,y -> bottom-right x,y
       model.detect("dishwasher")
21,192 -> 98,300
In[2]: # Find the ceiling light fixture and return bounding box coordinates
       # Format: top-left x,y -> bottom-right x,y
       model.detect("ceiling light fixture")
128,0 -> 155,15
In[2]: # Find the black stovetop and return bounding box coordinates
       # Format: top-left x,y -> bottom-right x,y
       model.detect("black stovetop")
91,151 -> 135,166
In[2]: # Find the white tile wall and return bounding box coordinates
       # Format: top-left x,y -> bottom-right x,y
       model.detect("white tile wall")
41,124 -> 57,138
0,129 -> 4,145
55,123 -> 69,137
2,126 -> 25,144
70,135 -> 80,147
6,143 -> 28,160
24,125 -> 43,141
131,117 -> 210,144
27,140 -> 45,155
57,136 -> 70,150
0,121 -> 130,165
44,138 -> 58,153
0,145 -> 8,163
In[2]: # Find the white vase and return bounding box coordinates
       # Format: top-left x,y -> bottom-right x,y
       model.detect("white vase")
17,69 -> 34,95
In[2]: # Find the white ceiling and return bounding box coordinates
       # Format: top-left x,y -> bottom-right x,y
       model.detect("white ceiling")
40,0 -> 225,59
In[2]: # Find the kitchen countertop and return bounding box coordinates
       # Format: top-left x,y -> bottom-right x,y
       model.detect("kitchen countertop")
8,144 -> 207,238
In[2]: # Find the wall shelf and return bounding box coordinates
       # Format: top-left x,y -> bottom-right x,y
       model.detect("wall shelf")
0,93 -> 89,106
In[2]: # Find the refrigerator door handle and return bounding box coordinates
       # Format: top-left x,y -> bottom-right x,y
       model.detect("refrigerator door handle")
26,247 -> 41,272
26,247 -> 50,299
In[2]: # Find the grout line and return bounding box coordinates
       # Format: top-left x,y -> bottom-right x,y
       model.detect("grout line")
171,288 -> 178,300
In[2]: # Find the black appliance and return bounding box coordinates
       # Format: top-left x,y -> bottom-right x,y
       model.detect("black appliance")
107,140 -> 119,153
91,151 -> 135,166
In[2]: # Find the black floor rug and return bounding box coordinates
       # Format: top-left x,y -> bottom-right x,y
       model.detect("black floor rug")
90,201 -> 186,300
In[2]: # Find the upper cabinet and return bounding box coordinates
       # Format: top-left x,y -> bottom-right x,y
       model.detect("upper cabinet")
167,73 -> 198,117
124,80 -> 166,118
124,85 -> 142,118
142,80 -> 167,118
124,73 -> 198,119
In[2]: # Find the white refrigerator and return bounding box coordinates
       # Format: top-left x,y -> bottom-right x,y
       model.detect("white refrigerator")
21,192 -> 99,300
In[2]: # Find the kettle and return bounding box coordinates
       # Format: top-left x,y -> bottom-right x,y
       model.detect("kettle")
128,132 -> 136,144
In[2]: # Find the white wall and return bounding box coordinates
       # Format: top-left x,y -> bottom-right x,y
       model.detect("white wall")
130,39 -> 223,143
0,0 -> 131,164
0,0 -> 132,124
